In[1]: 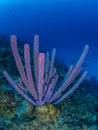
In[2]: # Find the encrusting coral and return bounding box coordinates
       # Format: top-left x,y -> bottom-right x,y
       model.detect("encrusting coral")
34,103 -> 60,122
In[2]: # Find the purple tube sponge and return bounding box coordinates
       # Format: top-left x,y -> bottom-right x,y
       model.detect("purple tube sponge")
3,35 -> 89,106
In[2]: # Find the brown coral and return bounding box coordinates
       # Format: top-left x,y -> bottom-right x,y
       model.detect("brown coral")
34,103 -> 61,123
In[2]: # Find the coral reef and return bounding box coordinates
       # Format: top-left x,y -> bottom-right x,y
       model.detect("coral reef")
0,34 -> 98,129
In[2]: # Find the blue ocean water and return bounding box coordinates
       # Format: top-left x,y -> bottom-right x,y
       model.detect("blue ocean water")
0,0 -> 98,79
